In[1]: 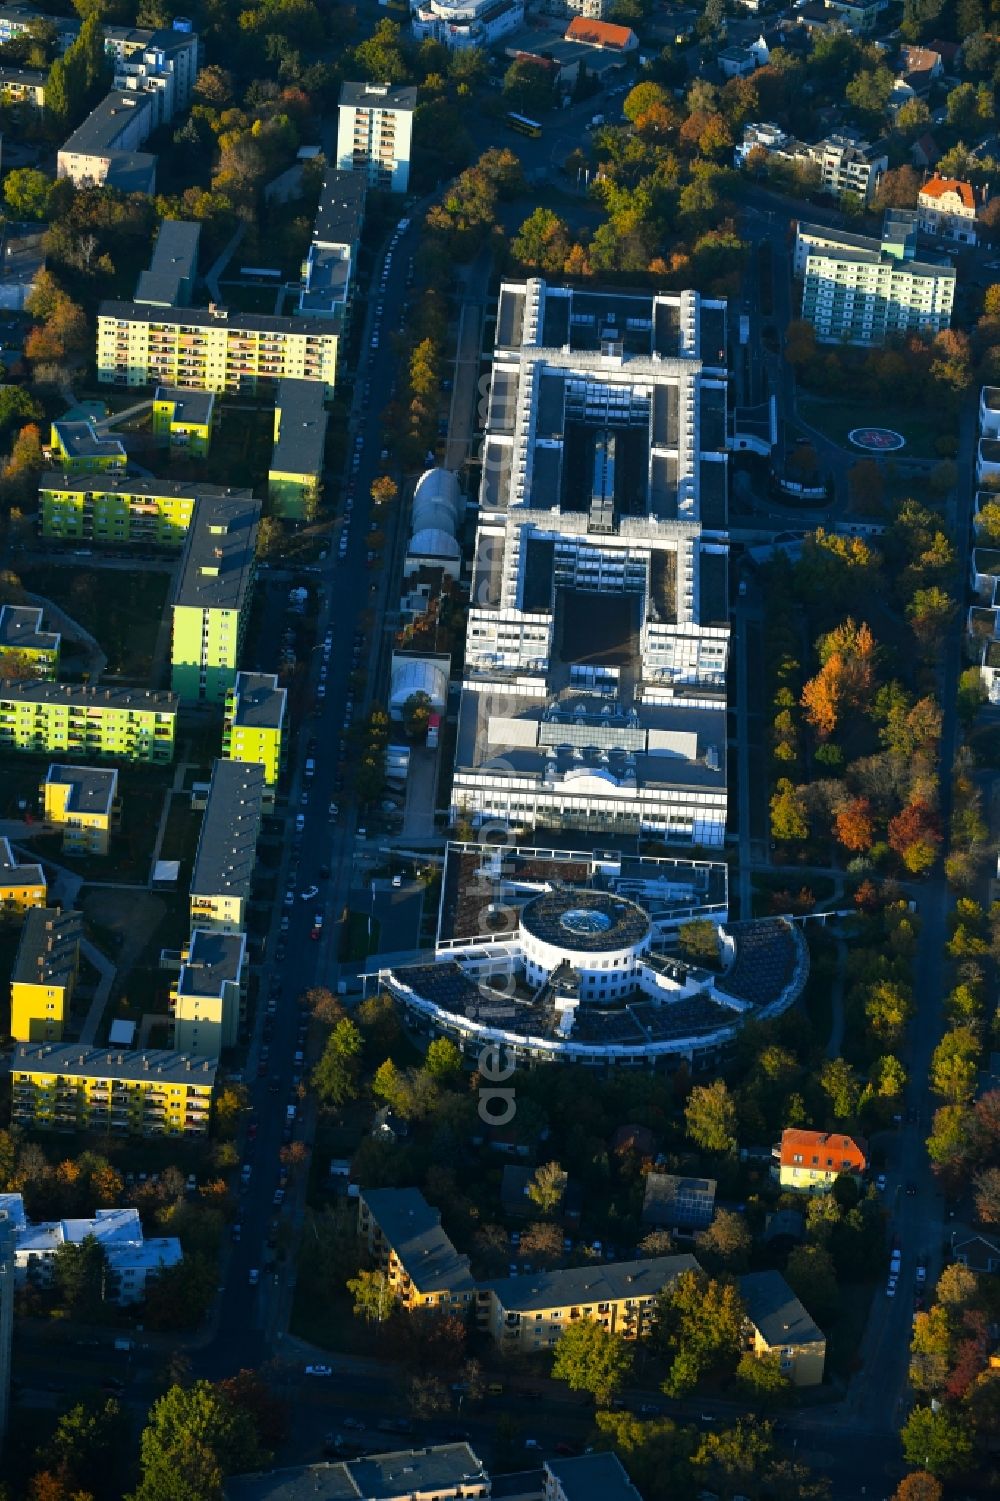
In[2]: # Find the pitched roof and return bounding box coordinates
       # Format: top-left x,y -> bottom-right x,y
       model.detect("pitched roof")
740,1269 -> 825,1347
919,175 -> 976,211
565,16 -> 636,47
778,1128 -> 867,1173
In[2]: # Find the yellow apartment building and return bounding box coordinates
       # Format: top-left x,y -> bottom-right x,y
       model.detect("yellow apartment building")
0,682 -> 178,764
222,672 -> 287,792
97,300 -> 340,398
189,760 -> 264,933
42,763 -> 120,856
170,928 -> 246,1058
0,836 -> 46,919
10,907 -> 83,1043
357,1187 -> 476,1313
10,1044 -> 217,1136
152,386 -> 215,457
476,1253 -> 699,1352
0,606 -> 60,679
739,1270 -> 826,1387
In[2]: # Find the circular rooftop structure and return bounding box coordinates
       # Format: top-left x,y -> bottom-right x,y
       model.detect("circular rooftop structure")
520,889 -> 651,954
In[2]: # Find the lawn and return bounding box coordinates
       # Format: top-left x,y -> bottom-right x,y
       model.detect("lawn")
797,393 -> 950,461
202,406 -> 274,492
20,563 -> 170,682
340,909 -> 381,963
159,792 -> 203,886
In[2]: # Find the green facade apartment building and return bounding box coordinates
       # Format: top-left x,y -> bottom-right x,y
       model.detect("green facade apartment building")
38,474 -> 206,545
170,493 -> 260,704
0,682 -> 178,762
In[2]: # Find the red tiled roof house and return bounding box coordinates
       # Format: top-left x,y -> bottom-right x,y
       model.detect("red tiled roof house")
773,1128 -> 868,1193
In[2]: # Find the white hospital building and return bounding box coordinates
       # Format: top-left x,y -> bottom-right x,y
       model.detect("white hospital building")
453,278 -> 731,847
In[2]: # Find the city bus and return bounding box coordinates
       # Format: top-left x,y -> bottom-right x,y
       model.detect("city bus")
504,112 -> 542,138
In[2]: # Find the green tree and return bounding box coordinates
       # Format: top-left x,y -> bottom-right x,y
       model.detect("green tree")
423,1036 -> 462,1082
930,1026 -> 980,1104
684,1080 -> 738,1155
819,1057 -> 860,1121
550,1317 -> 634,1405
346,1268 -> 394,1323
503,57 -> 554,116
4,168 -> 53,220
525,1160 -> 567,1216
785,1243 -> 839,1326
592,1410 -> 693,1500
900,1405 -> 974,1478
511,207 -> 571,274
676,918 -> 720,966
735,1350 -> 792,1405
657,1270 -> 746,1397
133,1382 -> 266,1501
694,1208 -> 751,1273
311,1018 -> 363,1107
51,1235 -> 108,1315
42,1396 -> 128,1500
770,778 -> 808,841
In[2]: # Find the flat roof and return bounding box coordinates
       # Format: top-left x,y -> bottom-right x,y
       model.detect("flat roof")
360,1187 -> 475,1293
0,64 -> 45,83
314,168 -> 366,247
173,492 -> 260,613
177,928 -> 246,996
190,759 -> 264,902
0,835 -> 44,888
545,1453 -> 641,1501
227,1445 -> 487,1501
484,1252 -> 699,1311
0,680 -> 178,713
0,604 -> 59,654
99,299 -> 341,339
52,419 -> 126,463
520,889 -> 650,951
230,672 -> 286,731
45,763 -> 118,816
60,90 -> 154,157
13,1043 -> 217,1085
154,386 -> 215,425
39,474 -> 248,502
339,79 -> 417,111
13,907 -> 82,988
272,378 -> 328,478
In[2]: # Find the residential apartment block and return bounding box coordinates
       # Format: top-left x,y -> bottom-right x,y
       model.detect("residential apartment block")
358,1187 -> 476,1312
917,174 -> 979,245
135,219 -> 201,308
740,1269 -> 826,1386
57,90 -> 158,193
104,21 -> 199,126
42,763 -> 119,856
735,125 -> 887,203
773,1128 -> 868,1193
268,378 -> 328,519
545,1454 -> 644,1501
477,1254 -> 698,1351
10,906 -> 82,1043
189,759 -> 265,933
11,1044 -> 217,1137
222,672 -> 287,791
336,81 -> 416,193
453,278 -> 731,844
227,1445 -> 490,1501
48,417 -> 127,474
412,0 -> 523,50
0,65 -> 45,109
96,301 -> 340,398
0,682 -> 178,763
171,927 -> 247,1058
152,387 -> 215,457
2,1195 -> 182,1305
0,836 -> 46,919
0,4 -> 79,50
0,605 -> 59,678
796,211 -> 955,346
170,491 -> 259,704
298,168 -> 365,324
38,475 -> 247,547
